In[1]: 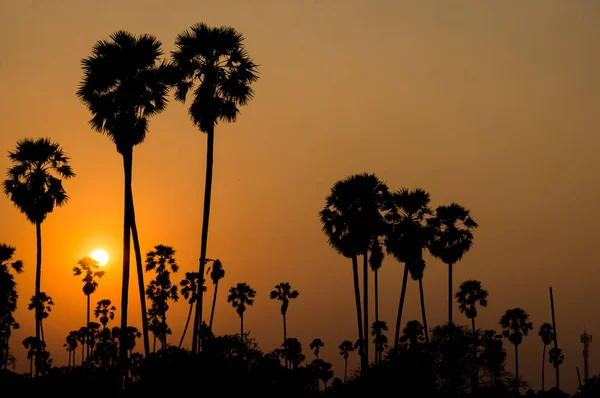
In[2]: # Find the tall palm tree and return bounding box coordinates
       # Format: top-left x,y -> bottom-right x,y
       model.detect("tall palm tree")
320,173 -> 389,370
3,138 -> 74,347
338,340 -> 355,383
0,244 -> 23,370
270,282 -> 299,368
94,299 -> 116,330
171,23 -> 259,353
538,322 -> 553,392
178,272 -> 206,348
456,279 -> 488,335
310,338 -> 324,360
427,203 -> 478,325
77,30 -> 174,362
145,244 -> 179,349
369,239 -> 384,354
73,256 -> 105,359
500,307 -> 533,395
207,259 -> 224,331
227,282 -> 256,341
383,188 -> 432,347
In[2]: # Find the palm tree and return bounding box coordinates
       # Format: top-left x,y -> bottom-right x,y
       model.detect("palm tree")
338,340 -> 355,383
227,282 -> 256,341
371,320 -> 389,364
207,259 -> 224,331
171,23 -> 259,353
77,31 -> 174,362
383,188 -> 432,347
319,173 -> 389,370
145,244 -> 179,349
427,203 -> 478,325
64,331 -> 79,368
399,320 -> 425,349
310,338 -> 324,360
0,244 -> 23,370
94,299 -> 116,330
283,337 -> 305,369
178,272 -> 206,348
76,327 -> 86,366
73,256 -> 105,359
409,257 -> 430,344
3,138 -> 74,348
270,282 -> 299,368
538,322 -> 553,392
456,279 -> 488,335
27,292 -> 53,344
369,239 -> 385,355
500,307 -> 533,395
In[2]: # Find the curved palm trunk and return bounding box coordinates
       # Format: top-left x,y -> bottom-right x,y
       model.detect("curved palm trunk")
363,253 -> 369,369
374,267 -> 379,364
209,280 -> 219,331
119,148 -> 133,381
541,343 -> 547,391
515,344 -> 520,395
283,313 -> 288,369
130,204 -> 151,356
192,126 -> 215,354
178,301 -> 194,348
448,262 -> 454,325
418,278 -> 429,343
351,255 -> 364,371
394,264 -> 409,348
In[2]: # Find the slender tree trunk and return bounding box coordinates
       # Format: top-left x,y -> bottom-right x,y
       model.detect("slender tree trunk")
162,315 -> 167,349
87,294 -> 91,360
34,220 -> 42,376
351,255 -> 364,371
542,343 -> 547,391
374,267 -> 379,364
209,281 -> 219,331
418,278 -> 429,344
130,203 -> 150,357
283,313 -> 288,369
344,357 -> 348,383
153,335 -> 156,353
448,262 -> 453,325
515,344 -> 520,395
119,148 -> 133,384
81,341 -> 84,366
192,125 -> 215,353
394,264 -> 409,348
550,287 -> 560,390
178,302 -> 194,348
363,253 -> 369,368
240,313 -> 244,341
68,351 -> 71,368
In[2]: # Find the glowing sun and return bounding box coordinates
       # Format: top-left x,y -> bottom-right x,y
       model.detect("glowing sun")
91,249 -> 109,266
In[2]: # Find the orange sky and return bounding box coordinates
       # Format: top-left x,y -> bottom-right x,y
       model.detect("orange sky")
1,0 -> 599,393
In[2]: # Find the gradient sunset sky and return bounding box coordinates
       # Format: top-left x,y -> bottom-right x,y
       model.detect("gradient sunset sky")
1,0 -> 599,393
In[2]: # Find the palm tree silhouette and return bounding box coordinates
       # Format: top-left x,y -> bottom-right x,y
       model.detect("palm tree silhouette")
338,340 -> 355,383
64,331 -> 79,368
77,31 -> 174,362
171,23 -> 259,353
427,203 -> 478,325
369,239 -> 385,356
282,337 -> 305,369
399,320 -> 425,349
22,336 -> 43,377
227,282 -> 256,341
310,338 -> 324,360
27,292 -> 53,345
384,188 -> 432,347
456,279 -> 488,335
94,299 -> 116,330
371,320 -> 389,364
145,244 -> 179,349
538,322 -> 553,392
320,173 -> 389,370
3,138 -> 74,351
207,259 -> 224,332
409,257 -> 430,344
76,327 -> 86,366
500,307 -> 533,395
270,282 -> 299,368
73,256 -> 105,359
0,244 -> 23,370
178,272 -> 206,348
548,347 -> 564,384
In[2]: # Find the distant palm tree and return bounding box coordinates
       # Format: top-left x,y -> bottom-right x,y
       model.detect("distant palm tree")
207,259 -> 224,331
428,203 -> 478,325
456,279 -> 488,335
338,340 -> 355,383
94,299 -> 116,330
178,272 -> 206,348
282,337 -> 305,369
548,347 -> 564,385
0,244 -> 23,370
500,307 -> 533,395
371,320 -> 389,364
369,239 -> 384,355
64,331 -> 79,368
399,320 -> 425,349
3,138 -> 74,349
270,282 -> 299,368
171,23 -> 259,353
227,282 -> 256,340
22,336 -> 43,377
384,188 -> 432,347
538,322 -> 553,392
76,327 -> 86,366
73,256 -> 105,359
27,292 -> 53,344
310,338 -> 324,360
77,31 -> 174,361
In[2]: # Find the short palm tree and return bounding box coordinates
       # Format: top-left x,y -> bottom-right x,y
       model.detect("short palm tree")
0,244 -> 23,370
73,256 -> 105,359
456,279 -> 488,335
94,299 -> 116,330
371,320 -> 389,364
227,282 -> 256,341
428,203 -> 478,325
207,259 -> 224,331
178,272 -> 205,348
27,292 -> 53,344
283,337 -> 305,369
338,340 -> 355,383
399,320 -> 425,349
3,138 -> 74,347
310,338 -> 324,360
171,23 -> 259,353
538,322 -> 553,392
77,30 -> 174,361
270,282 -> 299,368
500,307 -> 533,395
64,330 -> 79,368
369,239 -> 385,353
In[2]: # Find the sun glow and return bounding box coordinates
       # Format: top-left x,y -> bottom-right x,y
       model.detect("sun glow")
91,249 -> 109,266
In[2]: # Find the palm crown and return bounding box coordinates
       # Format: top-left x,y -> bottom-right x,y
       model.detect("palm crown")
269,282 -> 299,315
500,307 -> 533,346
73,257 -> 105,296
227,282 -> 256,317
427,203 -> 478,265
455,279 -> 489,320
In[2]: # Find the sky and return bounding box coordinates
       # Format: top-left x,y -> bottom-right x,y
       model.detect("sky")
1,0 -> 599,393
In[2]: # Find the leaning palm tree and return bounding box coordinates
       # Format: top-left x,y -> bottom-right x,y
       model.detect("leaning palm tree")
0,244 -> 23,370
227,282 -> 256,341
338,340 -> 355,383
77,31 -> 174,362
538,322 -> 553,392
310,338 -> 324,360
500,307 -> 534,395
3,138 -> 75,348
171,23 -> 259,353
270,282 -> 299,369
73,256 -> 105,359
178,272 -> 206,348
207,259 -> 224,331
427,203 -> 478,325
